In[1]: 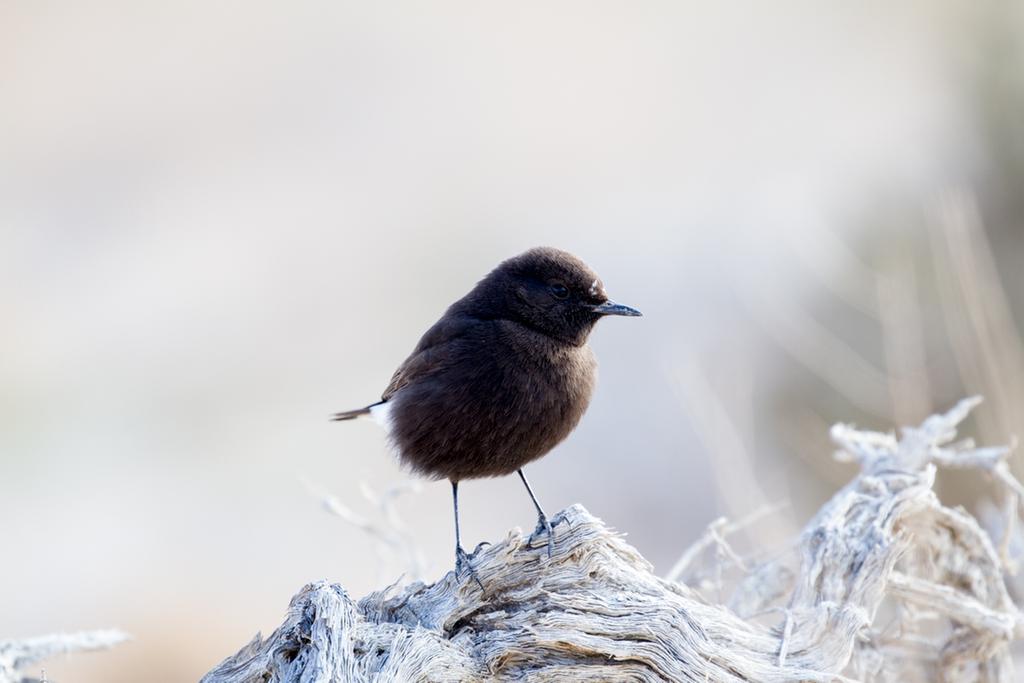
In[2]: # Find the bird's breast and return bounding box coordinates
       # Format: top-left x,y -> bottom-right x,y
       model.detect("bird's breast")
382,322 -> 599,480
495,332 -> 597,439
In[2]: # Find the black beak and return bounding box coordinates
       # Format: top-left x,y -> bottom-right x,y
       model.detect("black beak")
591,300 -> 643,317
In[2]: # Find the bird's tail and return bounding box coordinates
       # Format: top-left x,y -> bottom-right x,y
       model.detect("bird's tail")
331,402 -> 383,422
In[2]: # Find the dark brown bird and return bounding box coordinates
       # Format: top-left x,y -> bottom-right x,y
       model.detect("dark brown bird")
333,247 -> 641,579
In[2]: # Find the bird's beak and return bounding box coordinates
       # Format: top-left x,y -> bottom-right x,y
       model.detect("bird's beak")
591,300 -> 643,317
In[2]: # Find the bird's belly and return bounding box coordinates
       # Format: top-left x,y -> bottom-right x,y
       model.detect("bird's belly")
385,344 -> 596,481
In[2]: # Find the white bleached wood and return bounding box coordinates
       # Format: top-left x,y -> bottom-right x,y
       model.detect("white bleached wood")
203,398 -> 1024,682
0,630 -> 128,683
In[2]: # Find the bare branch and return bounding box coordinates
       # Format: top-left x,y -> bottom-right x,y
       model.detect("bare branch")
0,631 -> 128,683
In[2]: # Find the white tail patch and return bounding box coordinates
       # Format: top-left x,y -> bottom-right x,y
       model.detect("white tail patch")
369,402 -> 394,434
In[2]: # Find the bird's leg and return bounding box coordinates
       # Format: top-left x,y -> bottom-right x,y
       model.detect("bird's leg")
451,480 -> 484,590
518,468 -> 554,558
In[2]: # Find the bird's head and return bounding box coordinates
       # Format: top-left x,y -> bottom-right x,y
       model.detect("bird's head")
460,247 -> 642,345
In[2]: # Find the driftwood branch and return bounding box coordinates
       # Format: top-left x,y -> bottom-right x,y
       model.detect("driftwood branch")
204,398 -> 1024,682
0,630 -> 128,683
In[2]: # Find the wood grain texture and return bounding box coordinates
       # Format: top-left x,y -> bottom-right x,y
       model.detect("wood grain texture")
0,631 -> 128,683
203,398 -> 1024,682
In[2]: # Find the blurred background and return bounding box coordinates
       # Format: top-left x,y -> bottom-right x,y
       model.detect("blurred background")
2,2 -> 1024,680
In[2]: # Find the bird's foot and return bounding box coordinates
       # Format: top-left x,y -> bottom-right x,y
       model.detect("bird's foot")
528,513 -> 556,558
455,546 -> 485,590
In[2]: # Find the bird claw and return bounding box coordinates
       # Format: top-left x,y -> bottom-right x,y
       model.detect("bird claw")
528,513 -> 556,558
455,546 -> 485,590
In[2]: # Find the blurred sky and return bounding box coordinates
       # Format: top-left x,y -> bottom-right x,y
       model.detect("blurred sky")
0,2 -> 1010,681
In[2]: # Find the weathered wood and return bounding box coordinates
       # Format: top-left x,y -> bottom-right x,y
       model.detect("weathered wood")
203,398 -> 1024,682
0,630 -> 128,683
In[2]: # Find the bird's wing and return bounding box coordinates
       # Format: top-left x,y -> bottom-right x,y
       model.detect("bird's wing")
382,314 -> 477,401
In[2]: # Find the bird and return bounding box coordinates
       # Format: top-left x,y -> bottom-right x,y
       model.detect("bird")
332,247 -> 641,581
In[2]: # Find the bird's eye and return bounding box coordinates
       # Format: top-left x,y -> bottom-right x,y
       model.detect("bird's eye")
550,282 -> 570,300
